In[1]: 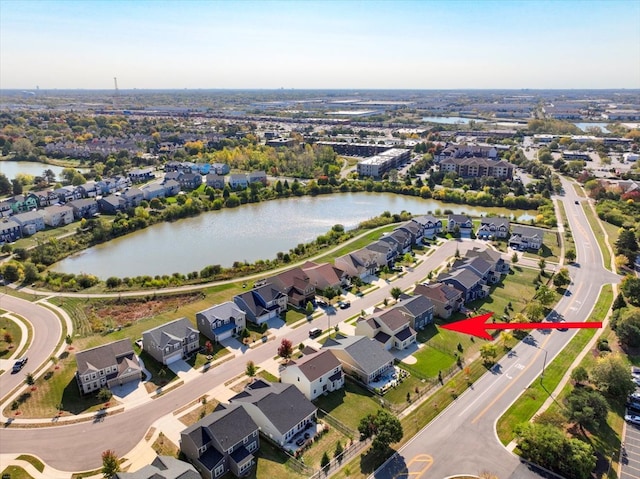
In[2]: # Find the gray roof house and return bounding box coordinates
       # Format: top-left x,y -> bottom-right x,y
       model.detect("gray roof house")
229,380 -> 317,447
0,219 -> 22,243
413,282 -> 463,319
41,204 -> 74,227
477,217 -> 510,240
75,339 -> 142,395
411,215 -> 442,239
121,187 -> 144,208
197,301 -> 246,342
233,284 -> 288,325
509,225 -> 544,251
447,214 -> 473,235
437,267 -> 489,303
334,248 -> 380,279
142,317 -> 199,366
365,240 -> 397,266
356,309 -> 417,351
114,455 -> 199,479
12,211 -> 45,236
322,335 -> 395,386
280,349 -> 344,400
466,246 -> 510,274
68,198 -> 99,219
393,294 -> 435,330
181,404 -> 259,479
141,183 -> 166,201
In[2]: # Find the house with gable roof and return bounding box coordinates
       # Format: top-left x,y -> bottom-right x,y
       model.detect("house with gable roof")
300,261 -> 348,293
477,217 -> 510,240
466,246 -> 510,274
280,349 -> 344,400
322,335 -> 395,386
437,267 -> 489,303
365,240 -> 397,266
180,404 -> 259,479
413,282 -> 463,319
233,284 -> 287,325
0,219 -> 22,243
334,248 -> 380,279
393,294 -> 435,330
142,317 -> 199,366
75,338 -> 142,395
396,221 -> 422,245
68,198 -> 99,219
12,211 -> 45,235
447,214 -> 473,235
266,268 -> 316,309
509,225 -> 543,251
355,308 -> 417,350
41,204 -> 74,227
411,215 -> 442,239
114,455 -> 199,479
229,380 -> 317,447
197,301 -> 247,342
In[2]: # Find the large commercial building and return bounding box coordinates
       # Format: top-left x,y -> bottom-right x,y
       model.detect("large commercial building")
357,148 -> 411,178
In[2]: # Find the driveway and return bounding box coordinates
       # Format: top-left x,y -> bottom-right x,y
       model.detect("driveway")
110,380 -> 149,407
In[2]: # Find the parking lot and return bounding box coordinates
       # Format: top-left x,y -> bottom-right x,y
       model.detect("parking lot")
621,420 -> 640,479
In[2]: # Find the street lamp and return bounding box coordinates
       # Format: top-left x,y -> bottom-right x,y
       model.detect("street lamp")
537,345 -> 548,384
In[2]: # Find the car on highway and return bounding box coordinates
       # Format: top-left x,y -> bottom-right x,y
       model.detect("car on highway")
625,414 -> 640,426
12,357 -> 28,373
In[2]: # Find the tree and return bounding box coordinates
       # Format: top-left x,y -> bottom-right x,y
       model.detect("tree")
2,263 -> 20,283
0,173 -> 12,196
334,440 -> 344,460
390,287 -> 403,301
358,410 -> 403,453
535,284 -> 556,306
571,366 -> 589,385
616,308 -> 640,348
22,262 -> 39,284
11,178 -> 22,195
306,301 -> 314,316
616,228 -> 638,266
525,301 -> 545,322
98,388 -> 113,402
277,338 -> 293,362
566,387 -> 608,432
565,248 -> 576,263
511,252 -> 519,264
101,449 -> 121,478
3,331 -> 13,345
479,343 -> 498,365
25,372 -> 34,386
612,292 -> 627,310
553,268 -> 571,289
320,451 -> 330,469
590,353 -> 635,398
538,258 -> 546,272
499,331 -> 513,350
65,334 -> 73,346
246,360 -> 256,378
621,276 -> 640,306
616,254 -> 631,271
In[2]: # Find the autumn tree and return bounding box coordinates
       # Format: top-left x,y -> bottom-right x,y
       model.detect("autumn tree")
590,353 -> 635,398
101,449 -> 120,478
246,360 -> 257,378
277,338 -> 293,362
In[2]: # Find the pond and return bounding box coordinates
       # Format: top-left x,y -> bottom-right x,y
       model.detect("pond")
52,192 -> 535,278
422,116 -> 487,125
0,160 -> 89,182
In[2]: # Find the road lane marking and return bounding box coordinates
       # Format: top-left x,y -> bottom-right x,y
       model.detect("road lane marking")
393,454 -> 433,479
471,335 -> 552,424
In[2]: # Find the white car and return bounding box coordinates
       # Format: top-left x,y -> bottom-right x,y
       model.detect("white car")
625,415 -> 640,426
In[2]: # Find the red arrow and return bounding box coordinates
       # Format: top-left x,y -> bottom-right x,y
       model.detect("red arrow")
440,312 -> 602,340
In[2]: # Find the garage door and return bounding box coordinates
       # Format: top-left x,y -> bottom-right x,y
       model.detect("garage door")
165,351 -> 183,364
216,329 -> 234,341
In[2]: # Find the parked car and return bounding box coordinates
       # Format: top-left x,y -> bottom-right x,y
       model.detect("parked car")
625,414 -> 640,426
339,301 -> 351,310
12,357 -> 28,373
309,328 -> 322,339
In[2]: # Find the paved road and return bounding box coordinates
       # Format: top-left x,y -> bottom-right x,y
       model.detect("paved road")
371,180 -> 620,479
0,295 -> 62,401
0,239 -> 485,471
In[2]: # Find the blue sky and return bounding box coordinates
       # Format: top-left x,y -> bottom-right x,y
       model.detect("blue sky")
1,0 -> 639,89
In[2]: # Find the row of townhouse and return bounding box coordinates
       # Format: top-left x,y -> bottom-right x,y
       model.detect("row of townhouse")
206,171 -> 267,190
459,215 -> 544,251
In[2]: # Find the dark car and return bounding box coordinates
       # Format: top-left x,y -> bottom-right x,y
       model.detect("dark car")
309,328 -> 322,339
12,357 -> 28,373
339,301 -> 351,309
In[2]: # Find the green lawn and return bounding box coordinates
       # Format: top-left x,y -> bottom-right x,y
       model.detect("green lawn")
402,344 -> 457,378
523,230 -> 560,262
12,222 -> 80,250
313,379 -> 381,431
0,315 -> 22,359
0,466 -> 35,479
246,438 -> 306,479
15,455 -> 44,473
582,203 -> 614,271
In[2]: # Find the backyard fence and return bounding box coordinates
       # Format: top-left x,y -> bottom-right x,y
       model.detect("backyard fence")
308,437 -> 372,479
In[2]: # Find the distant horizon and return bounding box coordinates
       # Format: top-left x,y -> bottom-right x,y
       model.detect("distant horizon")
1,0 -> 639,90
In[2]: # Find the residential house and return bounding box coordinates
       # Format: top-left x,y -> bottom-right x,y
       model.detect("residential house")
396,221 -> 422,245
0,200 -> 15,218
300,261 -> 348,293
437,267 -> 489,303
211,163 -> 230,175
114,456 -> 199,479
355,309 -> 417,350
413,282 -> 463,319
77,181 -> 98,198
322,335 -> 395,386
128,168 -> 155,183
466,246 -> 510,274
233,284 -> 287,325
334,248 -> 380,279
205,174 -> 226,190
247,171 -> 267,185
266,268 -> 315,309
121,187 -> 144,208
393,294 -> 434,330
447,214 -> 473,236
365,240 -> 397,267
163,171 -> 183,183
68,198 -> 99,219
181,404 -> 259,479
31,190 -> 59,208
412,215 -> 442,239
0,219 -> 22,243
41,205 -> 74,227
98,196 -> 127,214
141,183 -> 166,201
142,317 -> 199,366
112,175 -> 133,191
8,194 -> 38,214
197,301 -> 247,342
450,256 -> 501,285
380,229 -> 412,254
509,225 -> 543,251
228,174 -> 248,189
280,349 -> 344,400
12,211 -> 45,235
179,173 -> 202,191
53,186 -> 80,204
163,179 -> 181,197
75,338 -> 142,395
477,217 -> 510,240
229,380 -> 317,447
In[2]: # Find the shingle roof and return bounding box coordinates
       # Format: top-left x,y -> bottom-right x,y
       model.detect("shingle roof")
183,404 -> 258,453
198,301 -> 245,323
394,294 -> 433,317
114,455 -> 199,479
322,336 -> 395,376
377,309 -> 410,332
288,350 -> 341,382
143,317 -> 197,349
76,339 -> 135,375
438,267 -> 482,290
230,381 -> 317,435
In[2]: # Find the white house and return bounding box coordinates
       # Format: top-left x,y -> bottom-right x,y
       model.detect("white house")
280,349 -> 344,400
